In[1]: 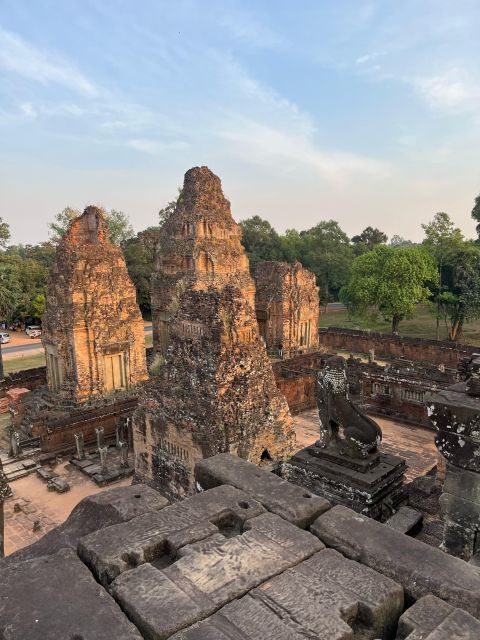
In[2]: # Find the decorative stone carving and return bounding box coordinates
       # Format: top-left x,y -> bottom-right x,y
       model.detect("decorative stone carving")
426,355 -> 480,559
42,206 -> 148,404
316,355 -> 382,458
254,261 -> 320,357
134,167 -> 295,500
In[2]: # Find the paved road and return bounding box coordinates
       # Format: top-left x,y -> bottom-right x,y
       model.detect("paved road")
1,325 -> 154,356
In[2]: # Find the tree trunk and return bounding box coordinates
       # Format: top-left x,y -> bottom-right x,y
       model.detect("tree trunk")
449,319 -> 463,341
392,316 -> 400,335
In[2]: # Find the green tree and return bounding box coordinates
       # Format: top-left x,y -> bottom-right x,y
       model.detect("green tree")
437,244 -> 480,340
300,220 -> 354,303
0,258 -> 21,378
389,235 -> 415,248
351,226 -> 387,255
239,216 -> 284,270
471,193 -> 480,237
159,188 -> 182,227
49,207 -> 134,245
123,226 -> 160,315
341,245 -> 438,335
421,212 -> 464,339
0,218 -> 11,249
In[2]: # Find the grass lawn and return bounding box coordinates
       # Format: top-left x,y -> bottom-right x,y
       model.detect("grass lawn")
319,303 -> 480,347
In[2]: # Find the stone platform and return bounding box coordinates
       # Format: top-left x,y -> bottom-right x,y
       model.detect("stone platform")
281,442 -> 407,520
3,453 -> 480,638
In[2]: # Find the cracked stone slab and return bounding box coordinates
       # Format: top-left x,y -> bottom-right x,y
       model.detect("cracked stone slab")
110,512 -> 324,639
397,594 -> 480,639
195,452 -> 331,527
78,484 -> 266,586
0,548 -> 143,640
170,548 -> 403,640
311,505 -> 480,617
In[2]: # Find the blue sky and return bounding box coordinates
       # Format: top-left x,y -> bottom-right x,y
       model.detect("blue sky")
1,0 -> 480,244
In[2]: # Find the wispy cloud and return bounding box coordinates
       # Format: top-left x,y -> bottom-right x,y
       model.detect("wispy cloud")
0,27 -> 97,96
413,68 -> 479,112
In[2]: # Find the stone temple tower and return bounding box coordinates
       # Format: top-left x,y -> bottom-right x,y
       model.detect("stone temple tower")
135,167 -> 295,500
151,166 -> 255,356
42,206 -> 148,404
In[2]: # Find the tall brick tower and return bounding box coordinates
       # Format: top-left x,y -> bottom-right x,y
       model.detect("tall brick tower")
151,166 -> 255,356
42,206 -> 148,404
135,167 -> 295,500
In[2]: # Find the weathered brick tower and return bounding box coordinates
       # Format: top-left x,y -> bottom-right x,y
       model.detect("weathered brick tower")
42,206 -> 148,404
135,167 -> 295,499
254,261 -> 320,357
151,166 -> 255,356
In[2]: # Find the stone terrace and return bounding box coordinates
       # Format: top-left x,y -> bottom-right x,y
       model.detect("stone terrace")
2,454 -> 480,639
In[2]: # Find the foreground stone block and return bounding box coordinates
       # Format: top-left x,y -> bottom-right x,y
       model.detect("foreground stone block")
195,452 -> 330,527
111,512 -> 323,639
386,506 -> 423,535
311,505 -> 480,617
78,485 -> 266,586
397,594 -> 480,639
0,548 -> 142,639
170,548 -> 403,640
8,483 -> 169,563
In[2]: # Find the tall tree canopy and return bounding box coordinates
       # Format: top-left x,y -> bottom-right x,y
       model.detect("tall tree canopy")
341,245 -> 438,334
239,216 -> 284,269
351,226 -> 387,255
471,193 -> 480,237
421,212 -> 464,339
123,226 -> 160,315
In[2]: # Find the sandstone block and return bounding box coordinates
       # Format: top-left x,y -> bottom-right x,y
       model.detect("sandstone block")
170,548 -> 403,640
195,452 -> 330,527
111,512 -> 323,639
78,484 -> 266,586
311,505 -> 480,617
0,548 -> 142,639
396,594 -> 480,639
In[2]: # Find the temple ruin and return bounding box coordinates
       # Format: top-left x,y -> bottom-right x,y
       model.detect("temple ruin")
254,261 -> 320,356
134,167 -> 295,499
151,167 -> 254,356
42,206 -> 148,404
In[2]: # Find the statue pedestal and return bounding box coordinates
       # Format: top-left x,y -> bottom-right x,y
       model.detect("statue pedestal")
280,442 -> 407,521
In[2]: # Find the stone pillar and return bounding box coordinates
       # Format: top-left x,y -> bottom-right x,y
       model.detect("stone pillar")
118,441 -> 129,468
426,355 -> 480,560
74,433 -> 85,460
99,446 -> 108,474
9,430 -> 20,458
95,427 -> 104,450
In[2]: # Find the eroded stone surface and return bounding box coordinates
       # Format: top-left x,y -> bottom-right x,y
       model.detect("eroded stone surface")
170,548 -> 403,640
311,505 -> 480,617
78,485 -> 266,586
195,452 -> 330,528
42,205 -> 148,403
110,512 -> 324,638
396,594 -> 480,639
254,260 -> 320,357
134,167 -> 295,500
0,548 -> 142,639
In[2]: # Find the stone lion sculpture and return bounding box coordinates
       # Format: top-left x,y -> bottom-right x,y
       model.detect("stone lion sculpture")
316,355 -> 382,458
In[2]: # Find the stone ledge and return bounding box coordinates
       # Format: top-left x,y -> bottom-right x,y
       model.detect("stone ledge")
397,594 -> 480,639
311,505 -> 480,617
195,452 -> 331,528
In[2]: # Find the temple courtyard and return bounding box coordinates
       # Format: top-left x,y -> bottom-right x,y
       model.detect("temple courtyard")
3,410 -> 437,556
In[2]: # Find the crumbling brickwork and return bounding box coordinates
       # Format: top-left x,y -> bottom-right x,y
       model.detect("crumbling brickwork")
42,206 -> 148,404
151,167 -> 254,356
135,167 -> 295,500
254,261 -> 319,357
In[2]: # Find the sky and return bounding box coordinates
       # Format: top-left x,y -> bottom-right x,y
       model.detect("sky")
1,0 -> 480,245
